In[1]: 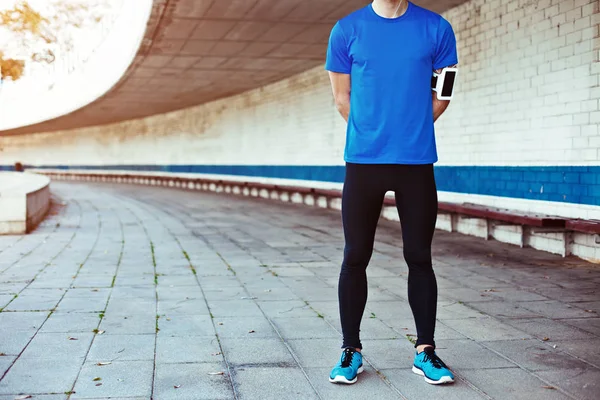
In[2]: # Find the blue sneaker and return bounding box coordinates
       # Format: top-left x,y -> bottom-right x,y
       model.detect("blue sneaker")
329,348 -> 364,384
412,347 -> 455,384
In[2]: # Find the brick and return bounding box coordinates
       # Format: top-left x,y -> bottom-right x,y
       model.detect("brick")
559,44 -> 575,57
551,13 -> 567,27
591,111 -> 600,123
574,113 -> 591,125
582,2 -> 599,16
582,125 -> 600,136
574,16 -> 592,31
566,30 -> 584,45
559,0 -> 577,14
566,6 -> 583,22
571,185 -> 588,196
575,40 -> 593,54
545,4 -> 560,18
581,173 -> 596,185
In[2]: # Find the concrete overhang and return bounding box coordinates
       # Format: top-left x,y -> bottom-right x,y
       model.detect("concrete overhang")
1,0 -> 468,135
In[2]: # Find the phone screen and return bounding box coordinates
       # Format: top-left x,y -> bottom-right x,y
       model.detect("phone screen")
441,71 -> 456,97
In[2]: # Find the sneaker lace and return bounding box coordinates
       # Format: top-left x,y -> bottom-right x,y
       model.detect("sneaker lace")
423,349 -> 448,369
341,348 -> 356,368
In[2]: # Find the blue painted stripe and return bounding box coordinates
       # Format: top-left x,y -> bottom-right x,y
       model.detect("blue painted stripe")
2,164 -> 599,206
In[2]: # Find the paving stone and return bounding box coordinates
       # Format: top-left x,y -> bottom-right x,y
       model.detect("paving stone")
156,335 -> 221,363
269,266 -> 316,277
207,300 -> 263,317
271,317 -> 340,339
71,360 -> 153,399
87,334 -> 155,362
503,318 -> 595,341
442,316 -> 532,341
257,300 -> 316,318
104,299 -> 155,316
0,296 -> 13,309
157,298 -> 210,315
156,285 -> 203,301
439,287 -> 496,303
156,274 -> 199,286
361,338 -> 417,370
489,288 -> 550,302
203,286 -> 247,301
72,274 -> 115,287
4,289 -> 64,311
287,338 -> 345,368
112,273 -> 154,286
570,301 -> 600,314
549,339 -> 600,366
0,356 -> 15,377
481,339 -> 591,371
20,332 -> 94,359
537,287 -> 599,302
0,283 -> 26,295
67,398 -> 144,400
27,277 -> 73,289
381,368 -> 487,400
460,368 -> 572,400
234,367 -> 318,400
0,358 -> 80,394
536,367 -> 600,400
300,301 -> 339,318
99,314 -> 155,335
467,300 -> 543,319
436,301 -> 485,320
55,296 -> 107,313
359,317 -> 400,340
196,277 -> 240,289
0,396 -> 67,400
432,321 -> 468,340
365,301 -> 416,321
433,339 -> 516,369
109,286 -> 156,301
214,316 -> 278,339
153,362 -> 233,400
0,329 -> 36,355
307,365 -> 403,399
517,300 -> 598,319
219,338 -> 296,366
157,315 -> 214,336
40,312 -> 101,333
245,286 -> 301,301
364,288 -> 402,302
562,317 -> 600,336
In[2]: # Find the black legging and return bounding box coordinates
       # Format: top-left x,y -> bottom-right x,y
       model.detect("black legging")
339,162 -> 438,350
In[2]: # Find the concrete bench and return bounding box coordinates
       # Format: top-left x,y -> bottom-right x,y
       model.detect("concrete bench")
565,219 -> 600,235
0,172 -> 51,234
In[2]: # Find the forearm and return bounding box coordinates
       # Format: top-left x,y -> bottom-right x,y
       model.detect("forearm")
432,95 -> 450,122
336,101 -> 350,122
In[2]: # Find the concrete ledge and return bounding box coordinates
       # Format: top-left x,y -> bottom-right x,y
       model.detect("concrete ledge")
31,169 -> 600,262
0,172 -> 51,234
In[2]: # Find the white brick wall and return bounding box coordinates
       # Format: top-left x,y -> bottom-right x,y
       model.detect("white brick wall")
437,0 -> 599,166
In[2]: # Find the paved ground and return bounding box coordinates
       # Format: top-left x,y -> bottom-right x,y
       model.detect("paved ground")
0,182 -> 599,400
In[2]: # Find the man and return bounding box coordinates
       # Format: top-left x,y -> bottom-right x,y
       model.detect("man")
325,0 -> 458,386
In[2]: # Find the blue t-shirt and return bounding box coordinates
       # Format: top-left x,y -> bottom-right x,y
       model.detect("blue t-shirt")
325,2 -> 458,164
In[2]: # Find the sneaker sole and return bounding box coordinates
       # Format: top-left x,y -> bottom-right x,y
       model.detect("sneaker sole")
329,366 -> 364,384
412,366 -> 455,385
